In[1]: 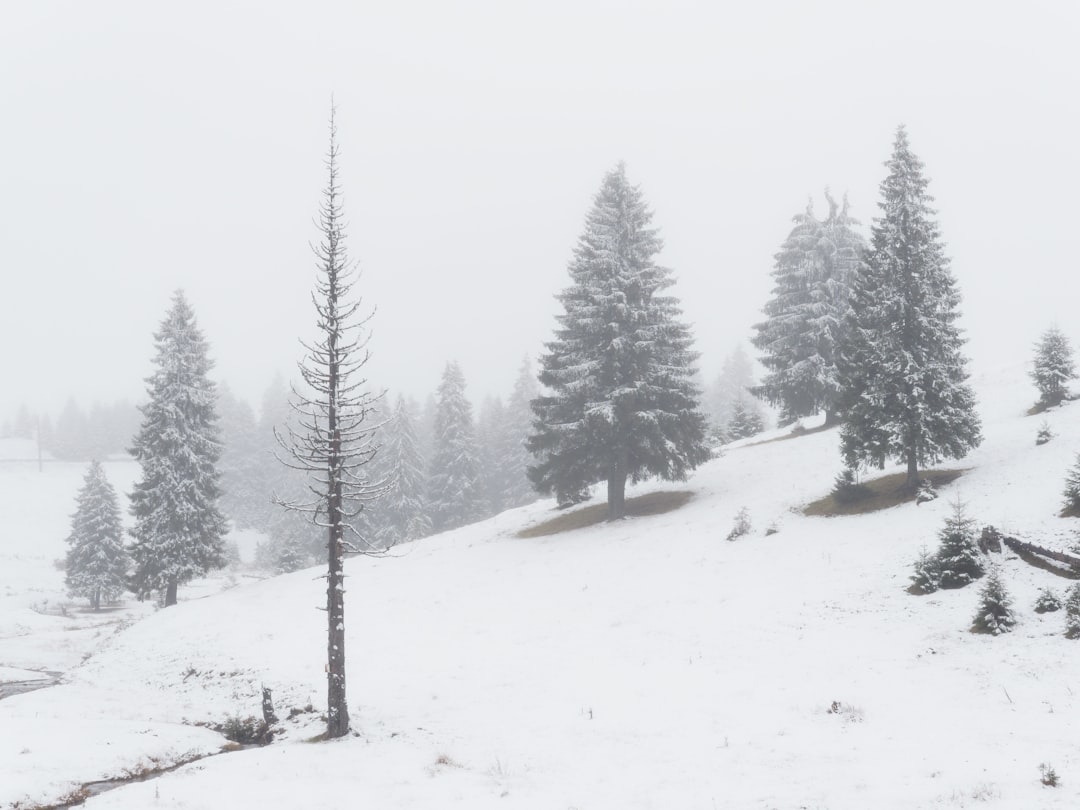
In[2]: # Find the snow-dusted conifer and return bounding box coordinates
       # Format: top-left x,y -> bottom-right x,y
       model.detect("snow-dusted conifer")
971,565 -> 1015,635
1063,454 -> 1080,516
726,400 -> 765,441
428,361 -> 486,532
837,127 -> 981,490
1031,326 -> 1075,408
753,192 -> 865,425
1033,587 -> 1061,614
935,499 -> 984,589
501,356 -> 541,508
375,395 -> 431,546
528,164 -> 709,519
476,395 -> 511,516
909,546 -> 940,595
706,346 -> 761,434
1064,583 -> 1080,639
65,461 -> 130,610
129,291 -> 228,607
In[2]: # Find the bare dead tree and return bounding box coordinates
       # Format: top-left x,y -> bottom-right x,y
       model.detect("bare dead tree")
275,105 -> 385,740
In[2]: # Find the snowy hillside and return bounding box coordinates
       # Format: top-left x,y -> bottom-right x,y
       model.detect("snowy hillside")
3,364 -> 1080,809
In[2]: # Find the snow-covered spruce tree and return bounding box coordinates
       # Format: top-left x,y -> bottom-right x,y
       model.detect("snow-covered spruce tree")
528,164 -> 710,520
1064,583 -> 1080,639
129,291 -> 227,607
275,107 -> 384,740
836,127 -> 981,491
1031,326 -> 1076,408
752,191 -> 866,426
374,395 -> 431,547
705,345 -> 762,435
935,499 -> 984,589
726,399 -> 765,441
1063,454 -> 1080,517
500,356 -> 541,508
65,460 -> 130,610
428,361 -> 486,532
970,565 -> 1015,635
909,546 -> 940,595
476,395 -> 510,516
1033,587 -> 1061,614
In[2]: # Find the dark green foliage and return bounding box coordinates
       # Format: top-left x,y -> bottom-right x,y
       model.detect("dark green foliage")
935,500 -> 984,589
837,127 -> 981,489
529,164 -> 709,520
1031,327 -> 1075,407
1033,587 -> 1061,614
831,467 -> 870,505
129,291 -> 228,606
970,566 -> 1015,635
1065,583 -> 1080,639
65,461 -> 131,610
1063,455 -> 1080,516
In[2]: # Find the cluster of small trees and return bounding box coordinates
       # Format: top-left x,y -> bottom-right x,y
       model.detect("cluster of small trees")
1,399 -> 140,461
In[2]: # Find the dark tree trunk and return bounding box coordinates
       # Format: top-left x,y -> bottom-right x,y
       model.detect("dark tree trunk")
165,578 -> 178,607
824,409 -> 841,427
606,451 -> 628,520
905,451 -> 919,491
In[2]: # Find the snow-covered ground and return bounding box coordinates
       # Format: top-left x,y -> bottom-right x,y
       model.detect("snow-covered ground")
3,362 -> 1079,809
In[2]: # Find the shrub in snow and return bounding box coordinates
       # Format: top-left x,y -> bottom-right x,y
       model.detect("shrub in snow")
1030,326 -> 1076,408
935,500 -> 984,589
1039,763 -> 1060,788
970,566 -> 1015,635
1033,587 -> 1062,614
915,479 -> 937,505
1036,421 -> 1053,446
831,467 -> 870,504
909,546 -> 941,595
1064,583 -> 1080,639
1063,455 -> 1080,516
726,507 -> 752,541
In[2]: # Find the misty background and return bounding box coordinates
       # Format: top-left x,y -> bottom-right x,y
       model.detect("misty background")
3,0 -> 1078,423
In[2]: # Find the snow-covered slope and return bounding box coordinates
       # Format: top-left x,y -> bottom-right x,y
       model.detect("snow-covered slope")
3,363 -> 1079,808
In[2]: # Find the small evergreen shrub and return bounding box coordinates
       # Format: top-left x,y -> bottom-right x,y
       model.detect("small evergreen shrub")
1039,763 -> 1060,788
1033,587 -> 1062,614
832,467 -> 870,505
1064,583 -> 1080,639
909,546 -> 941,594
936,500 -> 985,589
1036,421 -> 1053,446
970,566 -> 1015,635
915,479 -> 937,504
726,507 -> 752,541
1063,455 -> 1080,516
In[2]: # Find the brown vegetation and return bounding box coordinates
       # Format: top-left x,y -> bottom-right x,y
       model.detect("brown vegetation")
517,490 -> 694,538
803,469 -> 965,517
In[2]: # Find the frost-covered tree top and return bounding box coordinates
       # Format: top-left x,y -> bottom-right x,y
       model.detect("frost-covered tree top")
529,163 -> 709,518
428,361 -> 485,532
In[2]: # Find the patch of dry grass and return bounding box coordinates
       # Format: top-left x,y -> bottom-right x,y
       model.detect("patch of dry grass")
803,469 -> 965,517
516,490 -> 694,538
745,421 -> 836,447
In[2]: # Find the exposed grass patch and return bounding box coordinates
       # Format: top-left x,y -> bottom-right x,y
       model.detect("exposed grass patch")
803,469 -> 965,517
516,490 -> 693,538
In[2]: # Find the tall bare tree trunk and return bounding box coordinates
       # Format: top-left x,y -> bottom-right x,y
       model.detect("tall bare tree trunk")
165,578 -> 178,607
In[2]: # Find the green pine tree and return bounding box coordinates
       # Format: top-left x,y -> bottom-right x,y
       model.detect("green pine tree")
935,499 -> 984,589
971,566 -> 1015,635
837,126 -> 981,490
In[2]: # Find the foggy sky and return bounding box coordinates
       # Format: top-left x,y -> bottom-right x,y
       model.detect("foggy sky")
3,1 -> 1079,420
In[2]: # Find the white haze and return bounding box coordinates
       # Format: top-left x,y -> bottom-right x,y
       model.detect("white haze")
2,0 -> 1078,418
